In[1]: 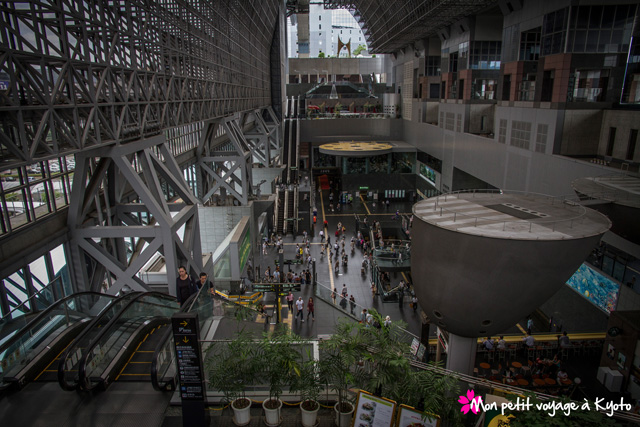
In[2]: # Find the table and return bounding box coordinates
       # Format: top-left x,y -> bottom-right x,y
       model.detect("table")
545,378 -> 556,385
511,361 -> 522,369
479,362 -> 491,370
533,378 -> 546,386
560,379 -> 572,386
517,378 -> 529,386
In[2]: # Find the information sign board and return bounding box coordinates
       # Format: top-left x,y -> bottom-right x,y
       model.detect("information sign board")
172,313 -> 205,401
395,405 -> 439,427
354,390 -> 397,427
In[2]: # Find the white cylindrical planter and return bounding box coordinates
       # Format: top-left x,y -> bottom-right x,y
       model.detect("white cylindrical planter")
231,398 -> 252,426
334,402 -> 354,427
263,398 -> 282,426
300,400 -> 320,427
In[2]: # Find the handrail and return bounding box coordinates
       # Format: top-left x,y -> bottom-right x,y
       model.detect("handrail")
0,291 -> 113,356
149,288 -> 202,391
0,276 -> 66,325
150,288 -> 267,391
426,190 -> 591,233
56,291 -> 144,390
314,281 -> 418,343
76,292 -> 178,392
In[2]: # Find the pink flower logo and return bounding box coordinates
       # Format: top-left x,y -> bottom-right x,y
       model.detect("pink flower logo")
458,389 -> 483,415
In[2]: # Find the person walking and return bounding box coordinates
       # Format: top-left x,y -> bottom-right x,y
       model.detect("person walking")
296,297 -> 305,322
349,295 -> 356,314
384,315 -> 392,328
286,291 -> 294,311
411,295 -> 418,312
331,288 -> 337,304
175,266 -> 197,307
307,297 -> 315,321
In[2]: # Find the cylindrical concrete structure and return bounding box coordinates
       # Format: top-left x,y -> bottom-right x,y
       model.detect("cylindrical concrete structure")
411,191 -> 611,338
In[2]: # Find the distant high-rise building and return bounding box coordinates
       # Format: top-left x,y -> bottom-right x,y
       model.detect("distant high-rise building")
288,4 -> 368,58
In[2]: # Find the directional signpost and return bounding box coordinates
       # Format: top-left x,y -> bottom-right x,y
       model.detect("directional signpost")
172,312 -> 207,427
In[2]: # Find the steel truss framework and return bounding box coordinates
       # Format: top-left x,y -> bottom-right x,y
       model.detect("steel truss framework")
0,0 -> 280,169
67,137 -> 202,295
197,113 -> 257,206
322,0 -> 498,53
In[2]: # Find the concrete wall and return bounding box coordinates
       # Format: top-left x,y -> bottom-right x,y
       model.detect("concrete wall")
402,118 -> 613,196
560,110 -> 604,155
299,117 -> 404,142
411,212 -> 606,337
468,103 -> 495,134
616,284 -> 640,312
288,57 -> 386,78
599,110 -> 640,162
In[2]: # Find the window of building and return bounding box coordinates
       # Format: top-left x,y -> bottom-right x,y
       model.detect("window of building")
456,114 -> 463,132
426,56 -> 441,76
449,52 -> 458,72
510,121 -> 532,149
319,15 -> 321,21
498,119 -> 508,144
468,41 -> 501,70
518,74 -> 536,101
567,4 -> 635,53
448,81 -> 457,99
471,79 -> 496,100
445,112 -> 455,131
571,70 -> 609,102
541,8 -> 568,56
627,129 -> 637,160
535,124 -> 548,153
519,27 -> 541,61
319,24 -> 321,29
606,127 -> 616,156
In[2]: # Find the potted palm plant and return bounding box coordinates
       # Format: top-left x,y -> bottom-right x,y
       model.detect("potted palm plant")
291,349 -> 323,427
319,320 -> 364,427
259,330 -> 302,426
207,330 -> 258,426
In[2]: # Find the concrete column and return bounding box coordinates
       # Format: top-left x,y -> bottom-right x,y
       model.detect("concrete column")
445,333 -> 477,376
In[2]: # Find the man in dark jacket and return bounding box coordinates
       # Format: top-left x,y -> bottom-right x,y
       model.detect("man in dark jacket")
176,266 -> 197,306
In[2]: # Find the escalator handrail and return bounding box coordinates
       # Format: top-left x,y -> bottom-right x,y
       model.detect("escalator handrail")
0,291 -> 116,357
0,276 -> 64,324
76,291 -> 178,392
56,291 -> 143,391
149,286 -> 203,391
150,287 -> 265,391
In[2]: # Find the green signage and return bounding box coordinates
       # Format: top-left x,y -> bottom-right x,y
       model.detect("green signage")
239,230 -> 251,271
253,283 -> 301,293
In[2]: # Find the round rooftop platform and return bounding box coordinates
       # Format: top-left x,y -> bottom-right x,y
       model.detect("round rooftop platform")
318,141 -> 393,157
572,174 -> 640,209
412,190 -> 611,241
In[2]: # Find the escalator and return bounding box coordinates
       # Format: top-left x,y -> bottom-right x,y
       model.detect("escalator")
276,189 -> 285,234
0,292 -> 119,392
58,291 -> 179,392
286,187 -> 296,235
151,287 -> 264,392
114,323 -> 169,382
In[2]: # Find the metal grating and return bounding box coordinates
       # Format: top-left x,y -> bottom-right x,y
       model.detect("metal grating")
0,0 -> 281,169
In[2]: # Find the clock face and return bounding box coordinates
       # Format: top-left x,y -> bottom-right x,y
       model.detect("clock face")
607,327 -> 621,337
